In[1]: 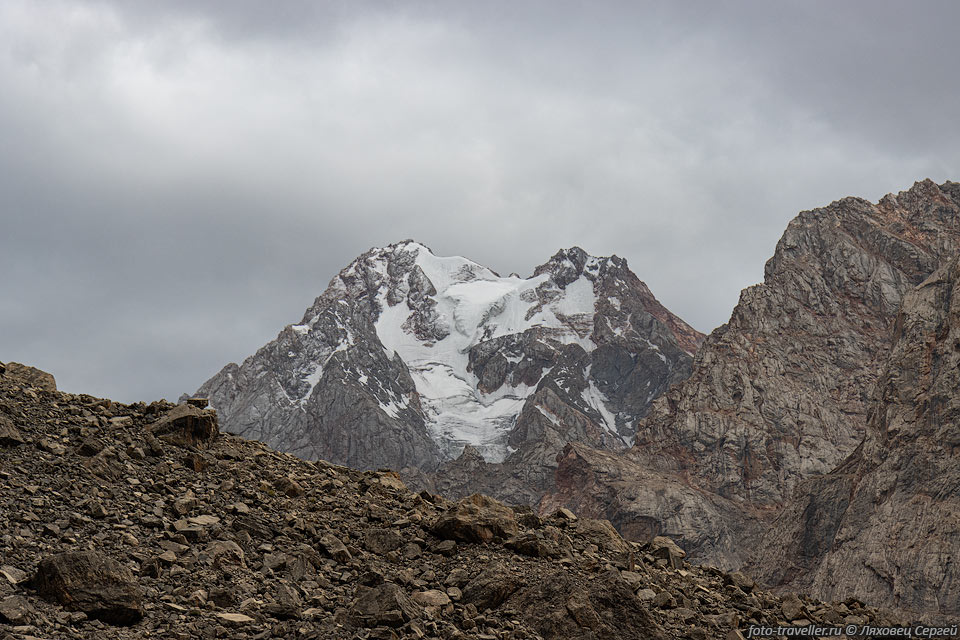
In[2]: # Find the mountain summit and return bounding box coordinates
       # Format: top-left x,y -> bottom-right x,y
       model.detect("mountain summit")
195,241 -> 702,489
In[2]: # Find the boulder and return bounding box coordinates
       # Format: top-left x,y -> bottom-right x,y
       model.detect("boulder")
781,592 -> 805,621
411,589 -> 451,607
32,550 -> 143,625
649,536 -> 686,570
317,531 -> 352,563
431,493 -> 519,543
364,528 -> 404,555
273,475 -> 305,497
0,595 -> 32,625
148,403 -> 218,449
572,518 -> 632,556
462,562 -> 521,610
0,415 -> 25,446
726,570 -> 755,593
349,582 -> 420,628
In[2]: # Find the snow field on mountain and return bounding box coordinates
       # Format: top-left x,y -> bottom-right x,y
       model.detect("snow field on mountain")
373,244 -> 601,461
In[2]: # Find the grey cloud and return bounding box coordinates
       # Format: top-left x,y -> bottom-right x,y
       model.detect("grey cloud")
2,0 -> 958,402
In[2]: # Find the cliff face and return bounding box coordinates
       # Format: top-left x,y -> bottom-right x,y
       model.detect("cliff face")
751,255 -> 960,620
633,179 -> 960,506
542,181 -> 960,590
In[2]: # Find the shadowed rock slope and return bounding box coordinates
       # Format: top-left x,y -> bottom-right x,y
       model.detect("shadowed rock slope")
0,365 -> 910,638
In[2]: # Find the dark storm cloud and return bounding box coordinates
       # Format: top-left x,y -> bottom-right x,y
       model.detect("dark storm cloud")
2,0 -> 958,402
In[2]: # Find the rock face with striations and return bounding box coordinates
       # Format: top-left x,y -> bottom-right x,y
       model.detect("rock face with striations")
750,255 -> 960,620
542,180 -> 960,578
632,179 -> 960,506
195,241 -> 701,502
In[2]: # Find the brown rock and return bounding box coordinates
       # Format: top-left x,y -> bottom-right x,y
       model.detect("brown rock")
431,494 -> 519,543
781,593 -> 805,621
649,536 -> 686,570
0,595 -> 32,625
364,528 -> 404,555
462,562 -> 521,610
273,475 -> 304,497
349,582 -> 421,628
572,518 -> 632,556
3,362 -> 56,391
412,589 -> 451,607
148,403 -> 218,449
566,591 -> 600,630
205,540 -> 245,566
32,550 -> 143,625
0,565 -> 27,585
0,415 -> 25,446
317,531 -> 352,563
216,612 -> 255,626
727,571 -> 755,593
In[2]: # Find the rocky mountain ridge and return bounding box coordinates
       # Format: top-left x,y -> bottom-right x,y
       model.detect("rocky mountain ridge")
540,179 -> 960,620
195,242 -> 702,505
0,362 -> 913,638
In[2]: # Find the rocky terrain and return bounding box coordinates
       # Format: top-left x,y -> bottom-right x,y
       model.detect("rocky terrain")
0,363 -> 913,638
194,242 -> 702,505
750,254 -> 960,618
539,179 -> 960,620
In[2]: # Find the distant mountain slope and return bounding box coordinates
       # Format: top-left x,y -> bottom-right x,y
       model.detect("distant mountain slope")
195,241 -> 702,481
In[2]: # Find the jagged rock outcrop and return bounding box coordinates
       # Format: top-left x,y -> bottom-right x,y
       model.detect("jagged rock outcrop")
0,362 -> 913,638
632,179 -> 960,506
750,255 -> 960,620
543,181 -> 960,581
195,242 -> 701,500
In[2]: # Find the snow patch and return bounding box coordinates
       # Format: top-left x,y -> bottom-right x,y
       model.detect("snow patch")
580,381 -> 625,445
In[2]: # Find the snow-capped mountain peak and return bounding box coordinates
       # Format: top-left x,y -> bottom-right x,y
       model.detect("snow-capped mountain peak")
195,241 -> 703,474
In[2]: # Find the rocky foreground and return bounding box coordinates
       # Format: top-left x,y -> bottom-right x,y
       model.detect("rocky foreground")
0,363 -> 910,639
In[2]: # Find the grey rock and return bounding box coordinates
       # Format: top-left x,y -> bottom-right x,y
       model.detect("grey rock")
633,179 -> 960,508
754,252 -> 960,619
543,180 -> 960,591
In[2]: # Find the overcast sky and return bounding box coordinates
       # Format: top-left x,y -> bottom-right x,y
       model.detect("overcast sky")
2,0 -> 958,403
